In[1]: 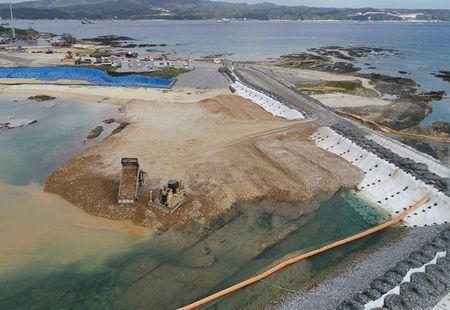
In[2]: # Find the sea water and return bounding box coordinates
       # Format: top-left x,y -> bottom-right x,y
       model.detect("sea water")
0,95 -> 146,280
0,94 -> 118,185
0,193 -> 386,309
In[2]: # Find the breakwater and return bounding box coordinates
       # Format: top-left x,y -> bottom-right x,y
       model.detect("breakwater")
0,66 -> 174,88
337,227 -> 450,310
221,66 -> 305,120
310,125 -> 449,227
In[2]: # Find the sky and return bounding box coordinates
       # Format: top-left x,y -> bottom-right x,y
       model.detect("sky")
0,0 -> 449,9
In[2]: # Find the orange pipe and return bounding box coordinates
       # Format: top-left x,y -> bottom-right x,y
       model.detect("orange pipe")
178,196 -> 429,310
338,111 -> 450,143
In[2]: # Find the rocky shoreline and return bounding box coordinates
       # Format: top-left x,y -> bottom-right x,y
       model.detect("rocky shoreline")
276,46 -> 399,74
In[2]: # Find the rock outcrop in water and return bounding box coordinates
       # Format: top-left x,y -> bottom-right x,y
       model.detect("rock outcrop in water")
87,126 -> 104,139
0,117 -> 38,129
433,71 -> 450,82
276,46 -> 398,74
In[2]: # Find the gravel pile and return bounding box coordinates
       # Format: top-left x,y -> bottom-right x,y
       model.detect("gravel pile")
278,225 -> 444,310
330,123 -> 448,194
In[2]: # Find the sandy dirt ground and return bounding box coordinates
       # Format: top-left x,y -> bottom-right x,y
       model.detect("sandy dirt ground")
0,83 -> 228,106
0,51 -> 67,66
311,93 -> 391,108
44,93 -> 362,229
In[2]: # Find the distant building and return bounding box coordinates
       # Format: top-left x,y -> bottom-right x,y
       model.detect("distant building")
153,59 -> 173,68
118,59 -> 174,73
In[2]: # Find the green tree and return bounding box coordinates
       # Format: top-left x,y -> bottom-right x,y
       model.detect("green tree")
61,33 -> 77,47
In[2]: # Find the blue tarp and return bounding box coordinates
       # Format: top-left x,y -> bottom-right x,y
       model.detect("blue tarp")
0,66 -> 174,88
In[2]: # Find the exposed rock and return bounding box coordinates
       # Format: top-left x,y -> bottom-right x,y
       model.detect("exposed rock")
82,35 -> 136,46
103,118 -> 115,124
433,71 -> 450,82
87,126 -> 104,139
432,121 -> 450,134
28,95 -> 56,101
356,73 -> 418,98
0,117 -> 38,129
109,122 -> 129,136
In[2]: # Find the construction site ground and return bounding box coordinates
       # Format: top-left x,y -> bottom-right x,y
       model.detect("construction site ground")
45,94 -> 363,229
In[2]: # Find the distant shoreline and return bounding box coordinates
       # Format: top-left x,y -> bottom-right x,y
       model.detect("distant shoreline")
6,18 -> 449,22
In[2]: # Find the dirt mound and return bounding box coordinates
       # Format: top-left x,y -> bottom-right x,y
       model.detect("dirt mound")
200,94 -> 275,121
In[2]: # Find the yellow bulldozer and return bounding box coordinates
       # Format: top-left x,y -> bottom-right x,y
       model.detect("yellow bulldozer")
148,180 -> 186,214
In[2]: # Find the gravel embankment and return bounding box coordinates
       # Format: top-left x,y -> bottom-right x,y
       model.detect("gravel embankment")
278,225 -> 446,310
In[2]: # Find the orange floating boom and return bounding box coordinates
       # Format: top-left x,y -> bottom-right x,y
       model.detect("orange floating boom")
179,196 -> 430,310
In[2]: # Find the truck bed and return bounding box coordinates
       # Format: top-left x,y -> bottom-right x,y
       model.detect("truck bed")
118,165 -> 139,203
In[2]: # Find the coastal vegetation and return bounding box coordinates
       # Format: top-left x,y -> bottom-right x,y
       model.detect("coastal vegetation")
298,80 -> 377,97
0,25 -> 39,38
144,67 -> 190,79
92,65 -> 189,79
0,0 -> 449,21
61,33 -> 77,47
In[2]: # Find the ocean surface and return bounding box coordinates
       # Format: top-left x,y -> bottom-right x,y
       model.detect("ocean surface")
0,20 -> 446,309
13,19 -> 450,125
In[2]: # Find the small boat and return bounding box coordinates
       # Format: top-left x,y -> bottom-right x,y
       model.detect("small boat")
217,18 -> 231,23
81,19 -> 96,25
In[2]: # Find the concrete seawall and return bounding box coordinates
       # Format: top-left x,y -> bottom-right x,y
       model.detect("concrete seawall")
221,66 -> 305,120
367,133 -> 450,179
310,126 -> 449,227
230,81 -> 305,120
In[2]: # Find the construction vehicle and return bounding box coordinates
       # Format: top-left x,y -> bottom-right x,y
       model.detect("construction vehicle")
148,180 -> 186,214
118,158 -> 144,204
61,51 -> 74,63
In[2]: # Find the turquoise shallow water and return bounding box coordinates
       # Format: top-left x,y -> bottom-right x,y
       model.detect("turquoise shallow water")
0,194 -> 386,309
0,95 -> 117,185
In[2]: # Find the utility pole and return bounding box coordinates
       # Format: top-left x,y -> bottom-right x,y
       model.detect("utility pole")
9,0 -> 16,42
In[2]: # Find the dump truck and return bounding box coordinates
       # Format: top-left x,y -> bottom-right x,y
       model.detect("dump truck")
118,158 -> 144,204
148,180 -> 186,214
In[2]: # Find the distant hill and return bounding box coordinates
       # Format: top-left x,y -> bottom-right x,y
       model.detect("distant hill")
0,0 -> 449,21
